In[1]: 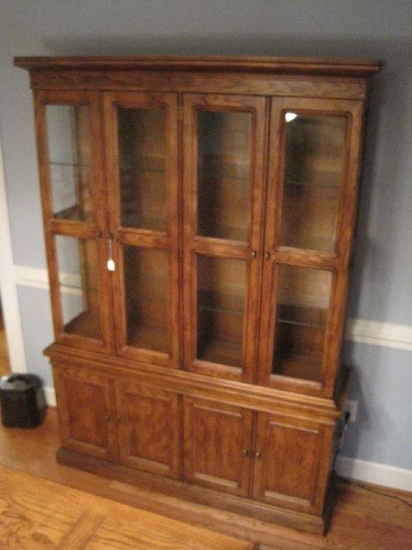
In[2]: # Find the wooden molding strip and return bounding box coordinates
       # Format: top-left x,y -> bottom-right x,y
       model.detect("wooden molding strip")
14,265 -> 412,352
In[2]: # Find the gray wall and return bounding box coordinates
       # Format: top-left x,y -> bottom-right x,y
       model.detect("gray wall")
1,1 -> 411,476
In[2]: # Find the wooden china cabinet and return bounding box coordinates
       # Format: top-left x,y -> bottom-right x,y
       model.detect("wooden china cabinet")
15,55 -> 379,539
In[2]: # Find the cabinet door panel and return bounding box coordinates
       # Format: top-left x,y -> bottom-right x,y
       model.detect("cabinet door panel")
253,413 -> 333,514
53,366 -> 117,461
183,94 -> 266,382
116,381 -> 180,478
183,397 -> 253,496
104,92 -> 180,366
260,98 -> 364,395
34,90 -> 113,353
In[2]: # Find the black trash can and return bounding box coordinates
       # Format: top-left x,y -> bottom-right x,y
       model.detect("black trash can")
0,374 -> 47,428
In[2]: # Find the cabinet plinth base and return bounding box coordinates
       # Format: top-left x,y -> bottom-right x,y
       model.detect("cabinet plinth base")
56,447 -> 327,541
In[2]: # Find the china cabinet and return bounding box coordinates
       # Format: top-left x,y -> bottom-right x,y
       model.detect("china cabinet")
15,55 -> 380,539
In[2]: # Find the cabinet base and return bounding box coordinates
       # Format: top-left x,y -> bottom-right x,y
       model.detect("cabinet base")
56,447 -> 327,542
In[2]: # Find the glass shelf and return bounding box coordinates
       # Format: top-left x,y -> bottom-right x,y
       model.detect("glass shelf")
196,337 -> 243,367
50,161 -> 91,169
199,304 -> 243,318
277,318 -> 324,330
120,214 -> 167,232
272,350 -> 323,383
126,325 -> 169,354
54,205 -> 83,221
285,180 -> 340,189
64,310 -> 102,340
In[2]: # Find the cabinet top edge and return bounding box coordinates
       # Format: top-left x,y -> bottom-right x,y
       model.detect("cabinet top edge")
13,55 -> 382,77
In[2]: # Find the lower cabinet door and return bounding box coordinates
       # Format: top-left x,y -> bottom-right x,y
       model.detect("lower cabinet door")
115,380 -> 181,479
252,412 -> 334,514
183,396 -> 253,497
53,365 -> 118,461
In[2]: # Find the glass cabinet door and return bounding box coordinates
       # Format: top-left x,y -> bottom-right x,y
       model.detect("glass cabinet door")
34,91 -> 112,351
260,98 -> 363,392
183,94 -> 266,381
104,92 -> 179,366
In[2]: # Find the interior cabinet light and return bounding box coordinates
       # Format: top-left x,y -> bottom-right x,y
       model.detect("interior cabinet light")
285,112 -> 298,122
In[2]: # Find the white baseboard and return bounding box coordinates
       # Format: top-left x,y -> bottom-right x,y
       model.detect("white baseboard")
13,265 -> 412,353
44,386 -> 56,408
335,455 -> 412,493
346,318 -> 412,351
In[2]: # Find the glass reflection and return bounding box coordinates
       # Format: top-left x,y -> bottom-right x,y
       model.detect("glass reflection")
280,114 -> 347,252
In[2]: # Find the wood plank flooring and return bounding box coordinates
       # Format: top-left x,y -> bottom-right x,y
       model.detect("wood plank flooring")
0,406 -> 411,549
0,463 -> 254,549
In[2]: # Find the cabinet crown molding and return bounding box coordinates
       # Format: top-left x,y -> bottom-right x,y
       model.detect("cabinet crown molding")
14,55 -> 381,77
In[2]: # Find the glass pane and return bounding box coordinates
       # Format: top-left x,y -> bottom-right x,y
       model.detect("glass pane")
117,108 -> 167,231
280,114 -> 347,252
123,247 -> 169,353
273,266 -> 332,383
56,236 -> 102,339
197,111 -> 252,242
46,105 -> 95,222
197,256 -> 246,367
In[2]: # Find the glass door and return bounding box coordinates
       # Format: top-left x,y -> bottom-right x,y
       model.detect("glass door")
260,98 -> 364,394
104,92 -> 179,367
183,94 -> 267,382
34,90 -> 112,351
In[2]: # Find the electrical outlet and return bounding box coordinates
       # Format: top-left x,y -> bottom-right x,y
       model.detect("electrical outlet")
343,399 -> 358,423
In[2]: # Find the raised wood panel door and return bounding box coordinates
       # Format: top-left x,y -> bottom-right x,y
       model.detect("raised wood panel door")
259,97 -> 364,396
182,94 -> 267,382
252,413 -> 333,515
183,397 -> 253,496
34,90 -> 113,353
115,381 -> 181,478
53,366 -> 118,461
104,92 -> 180,368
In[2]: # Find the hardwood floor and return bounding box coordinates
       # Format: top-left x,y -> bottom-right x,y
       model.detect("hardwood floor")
0,409 -> 411,549
0,463 -> 254,549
